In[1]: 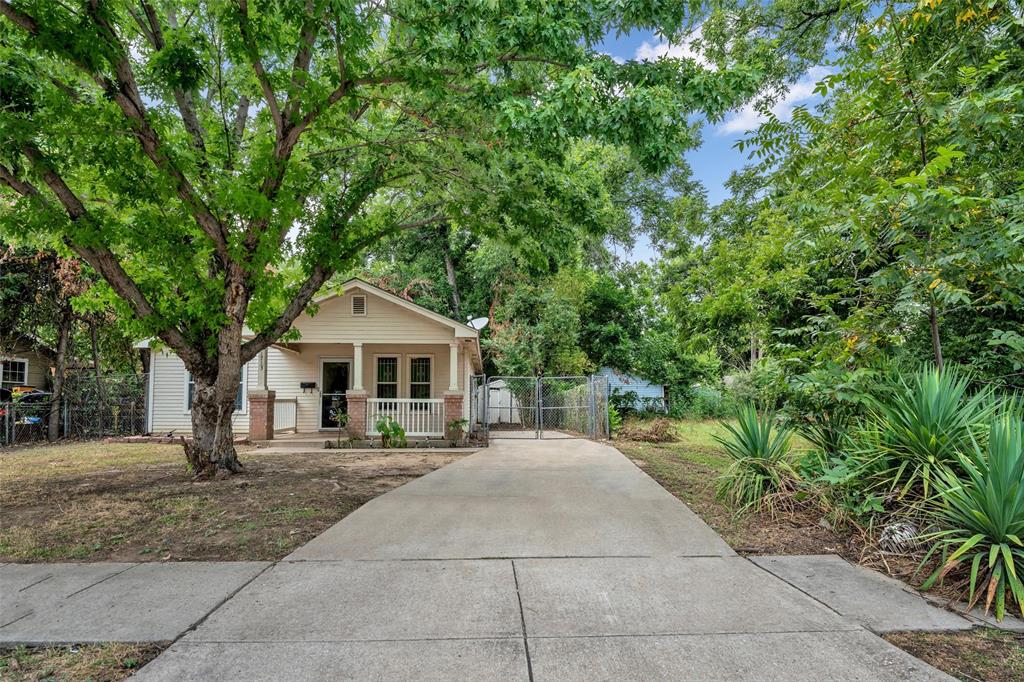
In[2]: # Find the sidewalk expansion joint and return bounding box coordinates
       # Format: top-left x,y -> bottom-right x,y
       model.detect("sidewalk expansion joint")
64,563 -> 139,599
510,560 -> 535,682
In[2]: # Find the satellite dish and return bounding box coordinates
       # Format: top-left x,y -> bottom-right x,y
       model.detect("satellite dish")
467,317 -> 489,330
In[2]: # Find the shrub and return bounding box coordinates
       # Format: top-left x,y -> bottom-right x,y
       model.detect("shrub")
672,385 -> 735,420
608,404 -> 622,435
714,404 -> 798,513
919,410 -> 1024,620
375,416 -> 407,448
727,359 -> 789,410
863,365 -> 994,500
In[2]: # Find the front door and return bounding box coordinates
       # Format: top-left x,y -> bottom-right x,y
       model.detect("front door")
320,360 -> 351,429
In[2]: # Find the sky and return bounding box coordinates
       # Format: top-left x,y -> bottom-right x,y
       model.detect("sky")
595,30 -> 826,263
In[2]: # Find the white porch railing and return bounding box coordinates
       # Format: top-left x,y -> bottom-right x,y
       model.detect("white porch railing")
274,397 -> 298,433
368,398 -> 445,437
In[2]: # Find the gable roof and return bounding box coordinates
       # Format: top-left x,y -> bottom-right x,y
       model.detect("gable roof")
316,278 -> 480,339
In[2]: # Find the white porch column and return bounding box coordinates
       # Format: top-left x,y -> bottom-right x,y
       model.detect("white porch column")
257,348 -> 269,389
448,342 -> 460,392
352,342 -> 364,391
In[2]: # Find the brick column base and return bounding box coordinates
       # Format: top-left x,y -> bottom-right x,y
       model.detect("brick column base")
248,390 -> 275,441
444,392 -> 464,442
345,390 -> 368,439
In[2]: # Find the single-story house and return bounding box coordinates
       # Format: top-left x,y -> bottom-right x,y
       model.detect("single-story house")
1,338 -> 55,400
141,278 -> 482,440
597,366 -> 667,412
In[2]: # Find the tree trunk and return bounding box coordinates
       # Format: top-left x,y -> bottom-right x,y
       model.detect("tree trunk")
47,314 -> 72,441
929,297 -> 944,371
185,369 -> 243,476
438,226 -> 461,319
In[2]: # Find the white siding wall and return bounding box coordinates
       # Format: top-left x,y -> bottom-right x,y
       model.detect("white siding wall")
148,351 -> 256,435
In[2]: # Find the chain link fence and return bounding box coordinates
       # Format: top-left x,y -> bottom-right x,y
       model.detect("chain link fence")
1,372 -> 148,447
470,374 -> 609,440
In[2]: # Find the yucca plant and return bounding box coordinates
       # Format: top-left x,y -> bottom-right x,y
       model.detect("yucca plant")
919,410 -> 1024,620
714,404 -> 798,514
864,365 -> 994,500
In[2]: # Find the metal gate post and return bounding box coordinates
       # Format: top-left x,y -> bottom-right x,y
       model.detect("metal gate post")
588,375 -> 596,437
604,379 -> 611,438
535,377 -> 542,439
482,375 -> 490,441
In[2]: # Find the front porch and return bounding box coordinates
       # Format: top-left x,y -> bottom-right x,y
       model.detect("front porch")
247,340 -> 475,441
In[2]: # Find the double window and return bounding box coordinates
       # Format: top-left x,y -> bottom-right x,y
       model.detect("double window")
374,355 -> 433,400
1,359 -> 28,387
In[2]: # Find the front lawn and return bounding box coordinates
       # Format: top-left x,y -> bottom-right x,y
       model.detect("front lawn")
615,420 -> 856,556
0,441 -> 467,562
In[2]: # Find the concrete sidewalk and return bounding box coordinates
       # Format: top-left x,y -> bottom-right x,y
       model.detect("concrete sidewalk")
0,562 -> 269,645
132,439 -> 951,681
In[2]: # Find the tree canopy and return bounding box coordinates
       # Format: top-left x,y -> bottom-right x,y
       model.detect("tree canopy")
0,0 -> 757,470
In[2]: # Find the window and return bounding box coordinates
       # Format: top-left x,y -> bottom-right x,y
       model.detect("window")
375,357 -> 398,399
186,371 -> 245,412
409,357 -> 432,400
1,359 -> 28,386
352,295 -> 367,316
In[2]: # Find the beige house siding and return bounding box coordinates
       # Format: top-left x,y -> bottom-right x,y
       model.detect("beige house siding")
266,342 -> 469,432
1,351 -> 51,390
292,290 -> 458,344
147,350 -> 256,434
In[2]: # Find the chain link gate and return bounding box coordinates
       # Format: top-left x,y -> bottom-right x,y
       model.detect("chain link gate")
470,374 -> 609,440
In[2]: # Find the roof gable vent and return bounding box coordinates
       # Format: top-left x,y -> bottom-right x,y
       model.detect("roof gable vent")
351,294 -> 367,316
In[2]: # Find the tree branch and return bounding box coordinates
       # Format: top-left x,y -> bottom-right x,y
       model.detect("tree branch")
238,0 -> 283,137
1,154 -> 200,365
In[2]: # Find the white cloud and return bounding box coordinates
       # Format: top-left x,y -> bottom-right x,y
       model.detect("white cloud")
717,66 -> 831,135
633,26 -> 709,68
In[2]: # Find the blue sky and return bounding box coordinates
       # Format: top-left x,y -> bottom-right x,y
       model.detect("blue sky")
595,30 -> 826,262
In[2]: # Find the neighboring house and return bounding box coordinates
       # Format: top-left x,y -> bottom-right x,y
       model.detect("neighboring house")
141,279 -> 483,439
1,344 -> 54,399
597,366 -> 667,412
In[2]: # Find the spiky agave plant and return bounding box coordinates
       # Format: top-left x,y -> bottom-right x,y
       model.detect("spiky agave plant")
714,404 -> 797,514
865,365 -> 994,500
919,409 -> 1024,620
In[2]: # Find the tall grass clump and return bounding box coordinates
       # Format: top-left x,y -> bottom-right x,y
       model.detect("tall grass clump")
714,404 -> 797,514
864,365 -> 994,500
919,409 -> 1024,620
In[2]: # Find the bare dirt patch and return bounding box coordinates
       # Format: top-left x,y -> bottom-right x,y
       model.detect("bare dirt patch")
0,442 -> 469,562
0,642 -> 164,681
884,629 -> 1024,682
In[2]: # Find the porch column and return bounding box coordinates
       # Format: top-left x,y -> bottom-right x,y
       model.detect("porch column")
345,390 -> 367,439
248,389 -> 275,441
352,342 -> 364,391
448,342 -> 459,392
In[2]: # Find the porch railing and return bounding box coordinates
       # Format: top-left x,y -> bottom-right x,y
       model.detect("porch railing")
274,397 -> 298,433
367,398 -> 445,437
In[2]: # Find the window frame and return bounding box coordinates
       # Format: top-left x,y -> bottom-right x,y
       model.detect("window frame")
407,354 -> 433,402
184,364 -> 248,414
374,355 -> 400,400
0,358 -> 29,387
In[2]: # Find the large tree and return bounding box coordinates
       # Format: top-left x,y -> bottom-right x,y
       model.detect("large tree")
0,0 -> 756,473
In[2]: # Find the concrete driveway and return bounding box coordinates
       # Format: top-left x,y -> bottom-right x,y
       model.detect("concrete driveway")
137,438 -> 950,681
